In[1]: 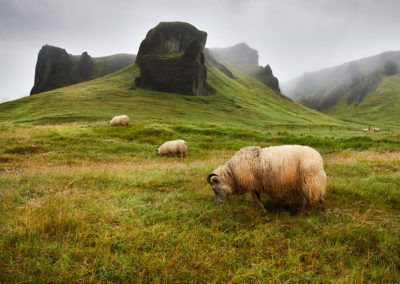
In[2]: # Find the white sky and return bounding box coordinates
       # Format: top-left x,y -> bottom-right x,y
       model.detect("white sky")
1,0 -> 400,102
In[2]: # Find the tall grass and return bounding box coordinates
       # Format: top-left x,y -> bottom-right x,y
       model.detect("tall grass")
0,122 -> 399,282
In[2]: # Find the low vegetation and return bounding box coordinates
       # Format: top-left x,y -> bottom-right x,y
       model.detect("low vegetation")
0,121 -> 399,282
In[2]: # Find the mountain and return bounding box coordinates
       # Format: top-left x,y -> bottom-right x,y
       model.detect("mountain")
209,43 -> 260,75
209,43 -> 281,93
1,22 -> 343,127
281,51 -> 400,125
30,45 -> 136,95
0,57 -> 340,127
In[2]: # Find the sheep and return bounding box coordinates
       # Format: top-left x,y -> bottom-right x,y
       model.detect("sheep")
373,128 -> 380,132
362,128 -> 369,132
109,115 -> 130,127
157,140 -> 188,158
207,145 -> 327,215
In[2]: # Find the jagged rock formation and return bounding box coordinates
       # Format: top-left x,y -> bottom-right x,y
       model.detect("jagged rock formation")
135,22 -> 208,96
208,43 -> 260,75
208,43 -> 281,93
282,50 -> 400,111
255,65 -> 280,93
30,45 -> 135,95
204,49 -> 235,79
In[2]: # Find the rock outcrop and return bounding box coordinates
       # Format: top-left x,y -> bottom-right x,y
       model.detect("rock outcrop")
208,43 -> 260,75
204,49 -> 235,79
255,65 -> 280,93
135,22 -> 208,96
30,45 -> 136,95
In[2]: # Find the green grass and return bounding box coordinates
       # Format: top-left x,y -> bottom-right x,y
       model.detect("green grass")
0,122 -> 399,282
0,59 -> 399,282
327,74 -> 400,127
0,62 -> 344,128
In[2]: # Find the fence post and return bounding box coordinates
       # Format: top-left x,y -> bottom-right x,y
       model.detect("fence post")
291,125 -> 294,132
348,127 -> 350,132
369,125 -> 371,131
330,125 -> 332,132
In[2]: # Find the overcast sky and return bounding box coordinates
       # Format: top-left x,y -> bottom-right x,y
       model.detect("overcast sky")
1,0 -> 400,102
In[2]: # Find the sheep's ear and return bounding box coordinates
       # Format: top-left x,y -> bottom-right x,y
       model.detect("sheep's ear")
207,173 -> 218,185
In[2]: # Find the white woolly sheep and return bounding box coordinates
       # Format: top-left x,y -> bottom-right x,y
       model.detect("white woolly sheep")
109,115 -> 130,127
362,128 -> 369,132
373,128 -> 380,132
207,145 -> 327,215
157,140 -> 188,158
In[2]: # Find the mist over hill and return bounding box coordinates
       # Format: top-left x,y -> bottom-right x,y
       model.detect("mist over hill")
208,43 -> 281,93
282,51 -> 400,110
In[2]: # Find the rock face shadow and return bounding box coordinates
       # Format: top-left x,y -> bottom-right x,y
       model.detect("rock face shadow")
135,21 -> 208,96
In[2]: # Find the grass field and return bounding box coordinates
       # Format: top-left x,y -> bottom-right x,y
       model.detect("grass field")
0,58 -> 399,282
0,121 -> 399,282
327,74 -> 400,127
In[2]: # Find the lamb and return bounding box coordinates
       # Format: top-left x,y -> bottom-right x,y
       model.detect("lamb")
373,128 -> 380,132
362,128 -> 369,132
157,140 -> 188,158
109,115 -> 130,127
207,145 -> 327,215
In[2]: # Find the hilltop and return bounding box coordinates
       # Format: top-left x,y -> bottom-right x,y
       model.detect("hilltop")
282,51 -> 400,126
30,45 -> 136,95
209,43 -> 281,93
0,60 -> 340,127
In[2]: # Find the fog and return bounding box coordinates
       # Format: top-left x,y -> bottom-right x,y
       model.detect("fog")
1,0 -> 400,102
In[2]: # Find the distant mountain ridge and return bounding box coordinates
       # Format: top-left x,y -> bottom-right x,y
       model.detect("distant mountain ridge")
209,43 -> 259,74
282,50 -> 400,110
31,45 -> 136,95
209,42 -> 280,93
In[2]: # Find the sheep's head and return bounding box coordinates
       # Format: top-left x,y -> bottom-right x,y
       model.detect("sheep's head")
207,167 -> 232,202
156,148 -> 160,156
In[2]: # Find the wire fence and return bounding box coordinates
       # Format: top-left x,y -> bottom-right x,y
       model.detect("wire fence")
263,124 -> 400,135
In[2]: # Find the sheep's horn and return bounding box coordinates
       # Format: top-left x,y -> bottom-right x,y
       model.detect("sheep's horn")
207,173 -> 218,184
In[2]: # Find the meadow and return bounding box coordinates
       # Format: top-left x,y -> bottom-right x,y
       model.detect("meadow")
0,121 -> 399,282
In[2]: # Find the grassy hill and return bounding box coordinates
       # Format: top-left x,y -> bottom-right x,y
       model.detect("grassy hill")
0,61 -> 342,128
327,73 -> 400,126
1,58 -> 399,282
30,45 -> 136,95
282,51 -> 400,127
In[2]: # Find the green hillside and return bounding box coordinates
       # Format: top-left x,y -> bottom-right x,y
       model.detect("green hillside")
327,74 -> 400,126
0,62 -> 342,128
282,51 -> 400,127
1,52 -> 399,283
30,45 -> 136,95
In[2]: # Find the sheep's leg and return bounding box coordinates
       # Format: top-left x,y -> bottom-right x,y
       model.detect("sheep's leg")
251,191 -> 267,213
319,195 -> 327,212
300,197 -> 310,216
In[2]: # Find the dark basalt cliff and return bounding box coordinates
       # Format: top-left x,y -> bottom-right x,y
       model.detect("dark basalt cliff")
255,65 -> 280,93
135,22 -> 208,96
30,45 -> 135,95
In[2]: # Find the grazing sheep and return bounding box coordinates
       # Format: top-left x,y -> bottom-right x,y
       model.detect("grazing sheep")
157,140 -> 188,158
109,115 -> 130,127
207,145 -> 327,215
362,128 -> 369,132
373,128 -> 380,132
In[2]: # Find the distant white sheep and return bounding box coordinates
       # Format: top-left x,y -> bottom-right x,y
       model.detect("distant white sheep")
207,145 -> 327,215
109,115 -> 130,127
157,140 -> 188,158
362,128 -> 369,132
373,128 -> 380,132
